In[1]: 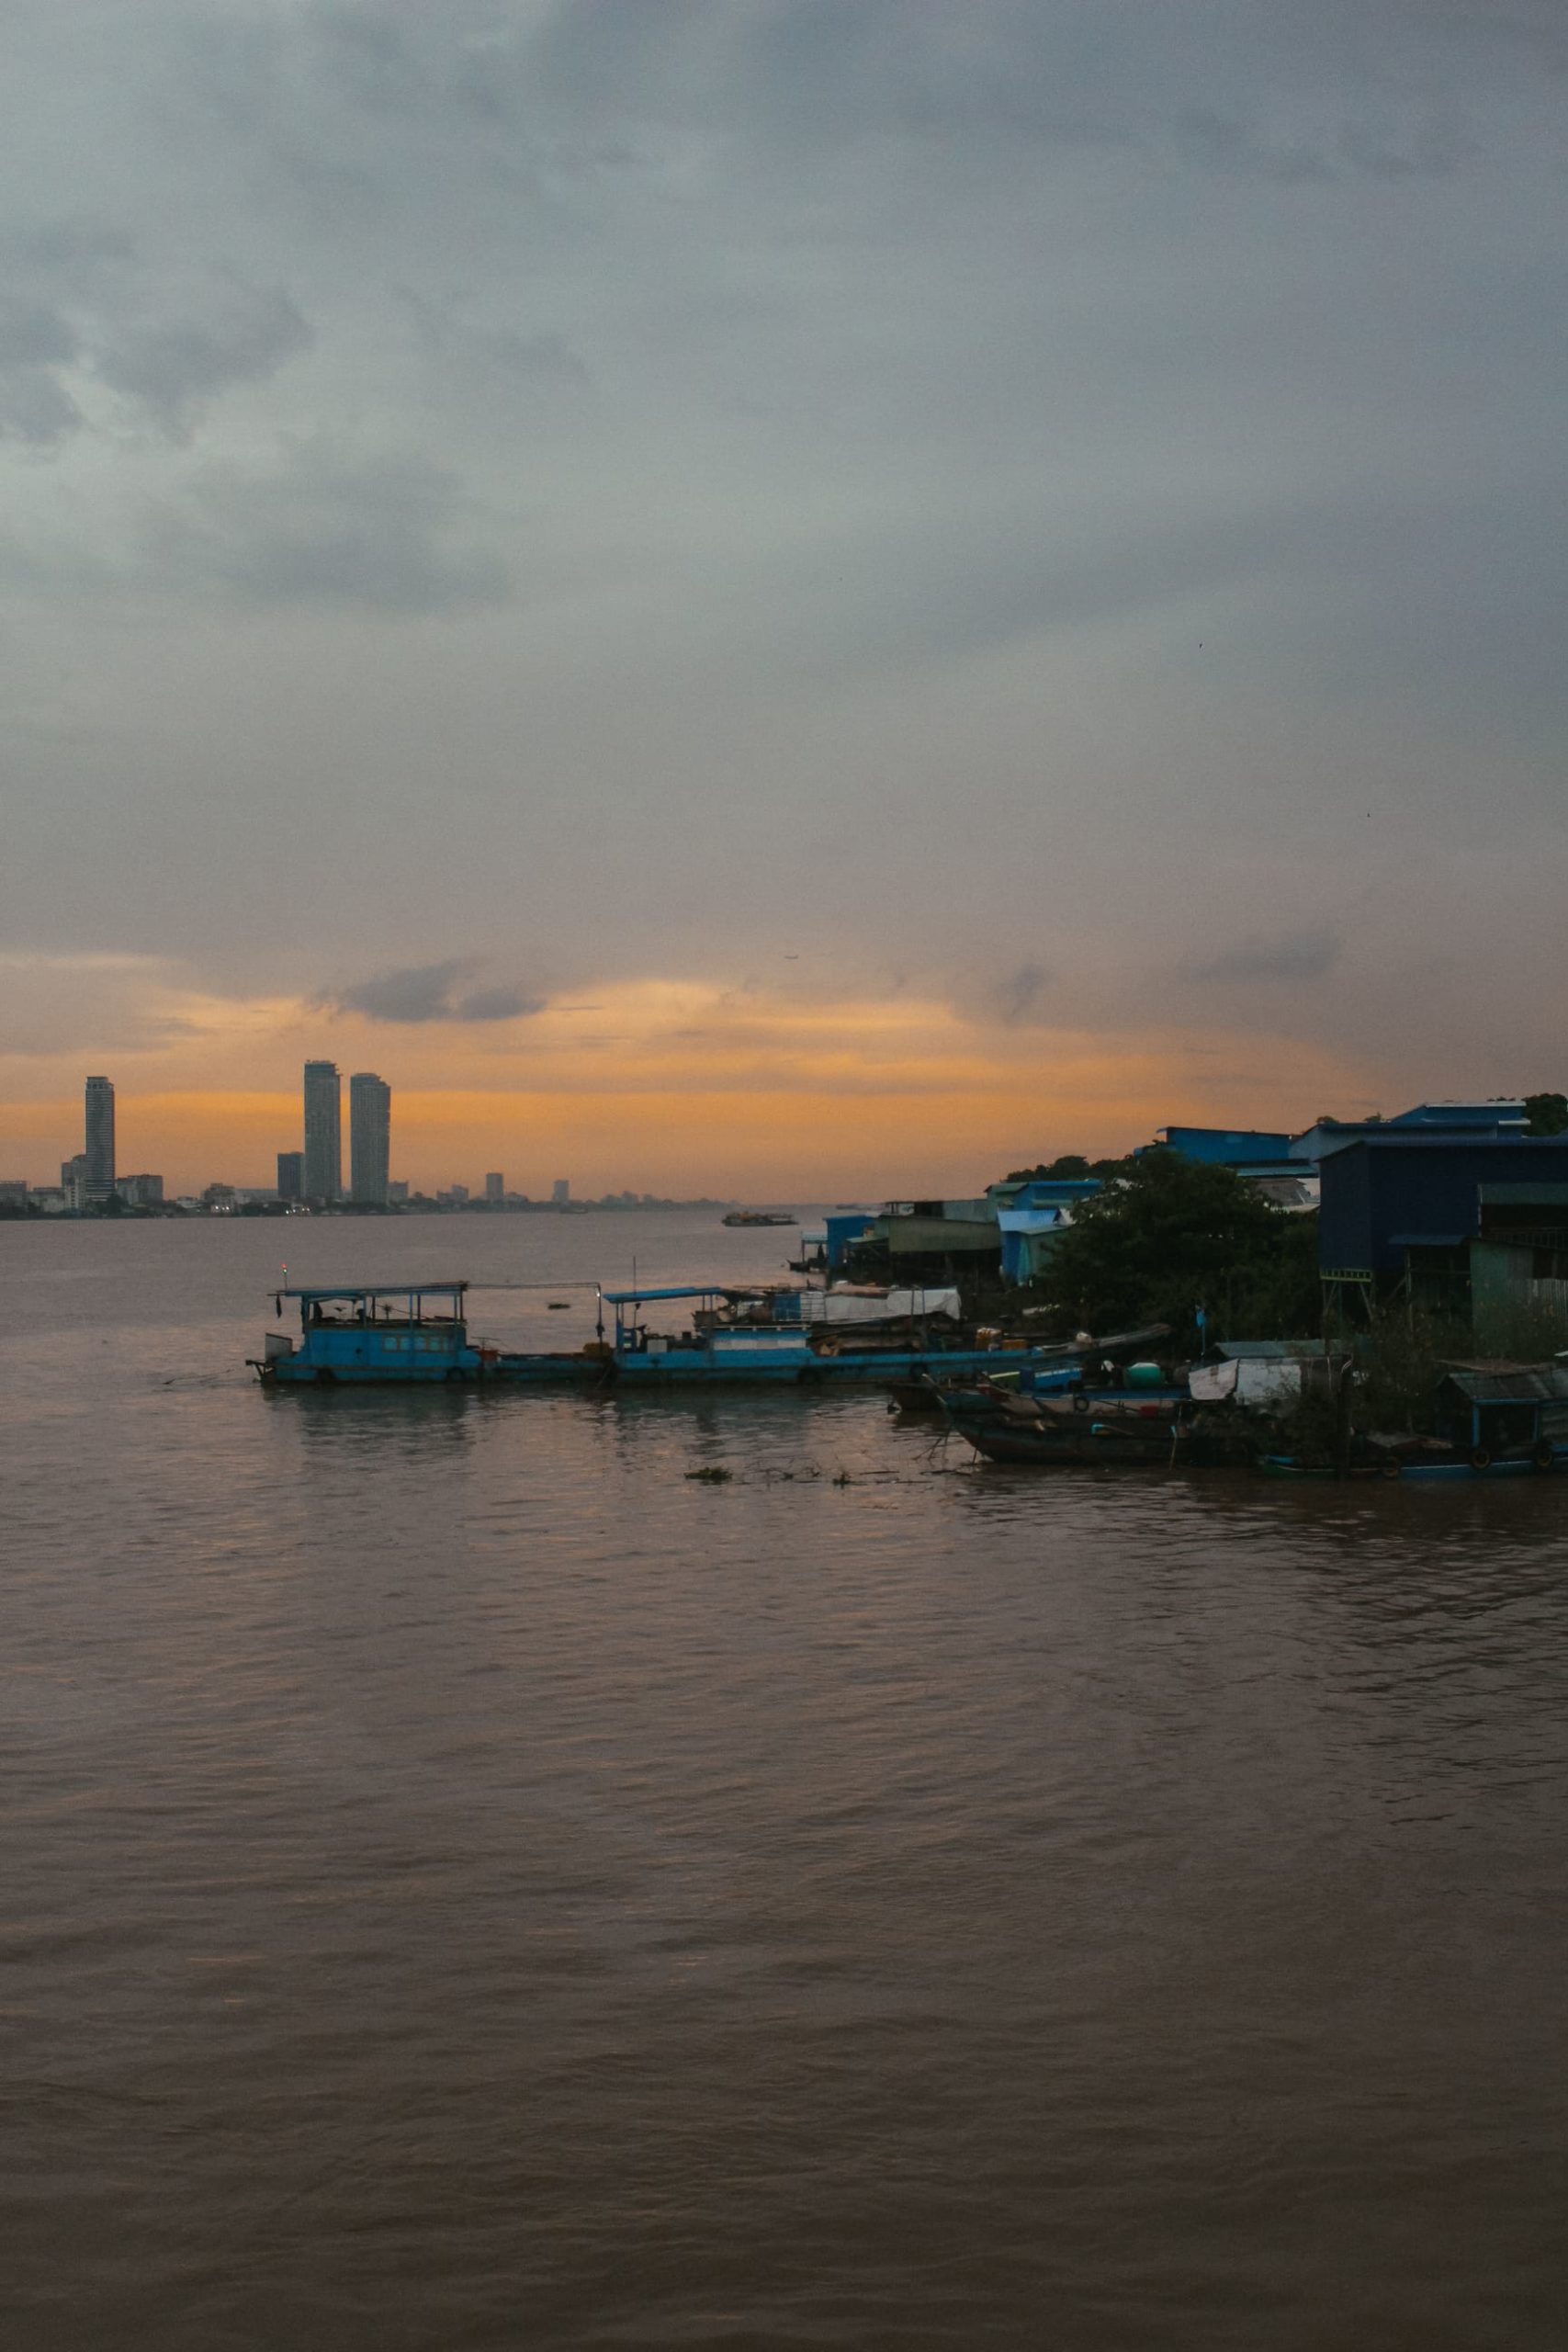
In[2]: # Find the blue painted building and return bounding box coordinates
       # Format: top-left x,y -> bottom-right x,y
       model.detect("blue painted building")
1143,1126 -> 1294,1167
990,1177 -> 1101,1284
1318,1136 -> 1568,1284
824,1210 -> 876,1273
1293,1101 -> 1526,1164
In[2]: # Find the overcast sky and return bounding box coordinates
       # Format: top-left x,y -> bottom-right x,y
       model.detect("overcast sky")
3,1 -> 1565,1191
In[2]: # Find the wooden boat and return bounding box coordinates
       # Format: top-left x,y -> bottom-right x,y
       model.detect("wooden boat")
888,1324 -> 1172,1417
937,1377 -> 1190,1467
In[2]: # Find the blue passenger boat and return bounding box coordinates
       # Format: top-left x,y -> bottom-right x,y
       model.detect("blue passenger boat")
252,1283 -> 492,1385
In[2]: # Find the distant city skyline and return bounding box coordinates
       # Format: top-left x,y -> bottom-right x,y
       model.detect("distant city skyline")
19,1046 -> 1553,1213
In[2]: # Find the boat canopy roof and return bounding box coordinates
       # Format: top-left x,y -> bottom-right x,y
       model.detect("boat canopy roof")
601,1283 -> 766,1306
280,1282 -> 468,1302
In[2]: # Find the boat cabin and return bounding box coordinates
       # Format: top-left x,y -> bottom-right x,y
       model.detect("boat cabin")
1434,1364 -> 1568,1467
259,1283 -> 482,1383
601,1284 -> 812,1369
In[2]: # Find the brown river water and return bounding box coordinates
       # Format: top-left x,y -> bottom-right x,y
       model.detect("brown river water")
3,1214 -> 1566,2349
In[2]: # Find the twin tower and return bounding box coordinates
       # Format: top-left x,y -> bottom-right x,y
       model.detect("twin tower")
290,1061 -> 389,1206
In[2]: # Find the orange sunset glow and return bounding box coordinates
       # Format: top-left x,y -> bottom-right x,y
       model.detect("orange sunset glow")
1,973 -> 1370,1196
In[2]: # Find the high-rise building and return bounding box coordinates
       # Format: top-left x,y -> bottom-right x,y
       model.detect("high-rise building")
551,1178 -> 570,1204
302,1061 -> 342,1201
119,1173 -> 164,1208
276,1150 -> 304,1202
85,1076 -> 115,1200
485,1171 -> 504,1203
62,1152 -> 89,1209
349,1072 -> 391,1206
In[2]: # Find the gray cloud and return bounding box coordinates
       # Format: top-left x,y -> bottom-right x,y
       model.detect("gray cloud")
986,963 -> 1055,1025
0,295 -> 84,444
1192,930 -> 1343,984
4,0 -> 1568,1123
94,278 -> 312,436
141,442 -> 511,613
0,232 -> 311,446
322,961 -> 542,1024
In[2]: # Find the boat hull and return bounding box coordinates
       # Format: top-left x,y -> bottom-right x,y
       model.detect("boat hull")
954,1420 -> 1179,1467
495,1344 -> 1069,1386
257,1344 -> 1074,1390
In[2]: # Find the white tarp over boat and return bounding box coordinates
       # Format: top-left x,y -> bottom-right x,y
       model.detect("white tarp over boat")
1190,1348 -> 1326,1407
800,1286 -> 962,1325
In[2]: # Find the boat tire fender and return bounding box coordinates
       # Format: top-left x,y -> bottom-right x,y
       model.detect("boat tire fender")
1532,1441 -> 1555,1473
1072,1392 -> 1090,1415
1468,1445 -> 1492,1471
314,1368 -> 336,1387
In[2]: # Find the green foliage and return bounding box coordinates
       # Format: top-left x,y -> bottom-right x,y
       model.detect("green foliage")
1471,1291 -> 1568,1361
1032,1148 -> 1320,1348
1523,1091 -> 1568,1136
999,1152 -> 1130,1182
1002,1154 -> 1089,1181
1351,1309 -> 1458,1433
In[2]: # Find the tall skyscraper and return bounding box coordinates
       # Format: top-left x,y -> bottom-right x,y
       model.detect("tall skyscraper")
485,1171 -> 503,1203
85,1075 -> 115,1200
276,1150 -> 304,1202
302,1061 -> 342,1201
349,1072 -> 391,1206
551,1177 -> 570,1205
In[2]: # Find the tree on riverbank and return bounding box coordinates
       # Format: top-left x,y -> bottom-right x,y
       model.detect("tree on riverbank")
1032,1150 -> 1320,1347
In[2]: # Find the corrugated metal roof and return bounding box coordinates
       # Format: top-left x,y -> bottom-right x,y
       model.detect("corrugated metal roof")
1442,1367 -> 1568,1404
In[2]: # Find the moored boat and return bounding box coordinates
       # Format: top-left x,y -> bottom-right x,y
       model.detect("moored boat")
253,1278 -> 1081,1390
935,1375 -> 1193,1467
251,1283 -> 495,1385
